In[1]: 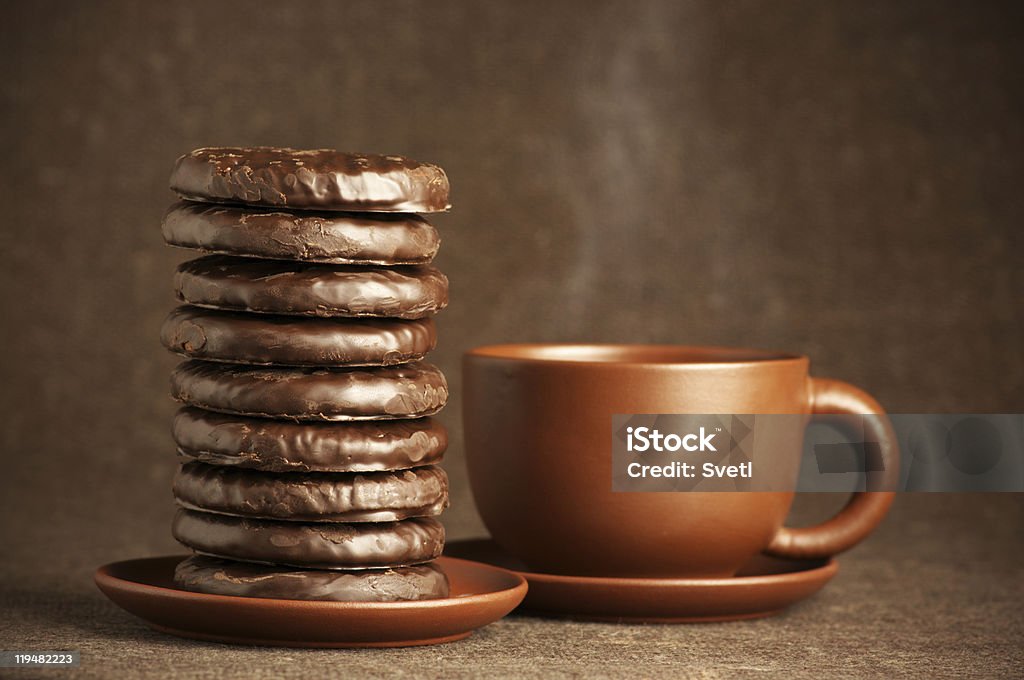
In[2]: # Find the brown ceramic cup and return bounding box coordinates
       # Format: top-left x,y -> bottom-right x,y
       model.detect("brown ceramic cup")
463,344 -> 898,578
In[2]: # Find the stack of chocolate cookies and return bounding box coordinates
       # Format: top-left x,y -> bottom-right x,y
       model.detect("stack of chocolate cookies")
158,147 -> 452,602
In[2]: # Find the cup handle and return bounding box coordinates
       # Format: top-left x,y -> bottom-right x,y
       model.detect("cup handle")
765,378 -> 899,560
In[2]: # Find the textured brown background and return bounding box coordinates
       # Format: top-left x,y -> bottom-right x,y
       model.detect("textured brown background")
0,1 -> 1021,677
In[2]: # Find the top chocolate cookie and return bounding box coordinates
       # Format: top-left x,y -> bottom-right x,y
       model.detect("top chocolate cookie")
170,147 -> 450,213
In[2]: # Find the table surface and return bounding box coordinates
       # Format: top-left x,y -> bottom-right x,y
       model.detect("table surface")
1,494 -> 1021,679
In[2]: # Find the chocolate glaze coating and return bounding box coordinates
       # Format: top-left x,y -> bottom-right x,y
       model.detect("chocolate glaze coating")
170,147 -> 450,213
173,462 -> 450,522
173,408 -> 447,472
162,201 -> 441,264
172,509 -> 445,569
161,306 -> 436,367
175,255 -> 448,319
170,360 -> 448,421
174,556 -> 449,601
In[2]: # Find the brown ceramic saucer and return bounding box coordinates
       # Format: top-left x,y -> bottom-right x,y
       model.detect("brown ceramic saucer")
444,539 -> 837,623
95,555 -> 526,647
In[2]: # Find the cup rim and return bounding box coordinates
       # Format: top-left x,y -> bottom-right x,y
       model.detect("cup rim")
464,343 -> 808,368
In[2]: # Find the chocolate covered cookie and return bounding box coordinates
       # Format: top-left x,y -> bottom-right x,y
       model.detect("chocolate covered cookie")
173,408 -> 447,472
170,147 -> 450,213
157,146 -> 455,599
170,360 -> 448,420
172,509 -> 445,569
175,255 -> 448,319
162,201 -> 441,264
161,306 -> 436,367
174,555 -> 450,601
173,461 -> 449,522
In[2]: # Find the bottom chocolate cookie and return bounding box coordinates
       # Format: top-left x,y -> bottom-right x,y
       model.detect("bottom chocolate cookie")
174,555 -> 450,601
172,509 -> 445,569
